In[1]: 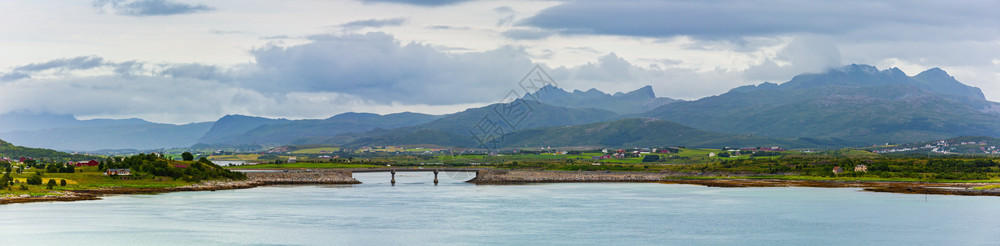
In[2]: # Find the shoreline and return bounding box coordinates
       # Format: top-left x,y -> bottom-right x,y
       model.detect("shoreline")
4,169 -> 998,205
1,170 -> 360,205
469,170 -> 1000,196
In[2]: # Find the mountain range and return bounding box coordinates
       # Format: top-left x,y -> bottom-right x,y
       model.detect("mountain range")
1,64 -> 998,151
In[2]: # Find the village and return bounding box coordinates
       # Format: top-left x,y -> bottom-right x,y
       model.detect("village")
872,139 -> 999,155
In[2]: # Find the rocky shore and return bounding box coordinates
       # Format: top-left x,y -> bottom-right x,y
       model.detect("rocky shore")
468,170 -> 671,183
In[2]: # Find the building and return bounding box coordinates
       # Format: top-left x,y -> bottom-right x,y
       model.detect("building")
287,157 -> 297,163
854,165 -> 868,172
832,166 -> 843,175
74,160 -> 100,167
105,168 -> 131,176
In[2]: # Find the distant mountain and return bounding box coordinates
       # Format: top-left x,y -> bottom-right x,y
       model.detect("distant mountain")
0,138 -> 95,162
197,115 -> 290,144
330,100 -> 624,147
0,112 -> 150,133
0,122 -> 213,151
204,112 -> 443,145
644,64 -> 1000,145
526,85 -> 680,114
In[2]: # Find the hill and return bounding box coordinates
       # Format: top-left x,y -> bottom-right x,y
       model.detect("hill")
644,65 -> 1000,145
0,138 -> 95,162
501,118 -> 841,149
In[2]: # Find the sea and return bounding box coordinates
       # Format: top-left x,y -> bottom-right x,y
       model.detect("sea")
2,172 -> 999,245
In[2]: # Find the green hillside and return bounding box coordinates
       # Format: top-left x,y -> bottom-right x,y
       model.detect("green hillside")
501,118 -> 841,149
0,139 -> 96,162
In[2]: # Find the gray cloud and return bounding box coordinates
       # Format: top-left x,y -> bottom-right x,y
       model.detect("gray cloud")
2,56 -> 108,81
241,32 -> 535,105
92,0 -> 215,16
520,0 -> 1000,40
358,0 -> 472,7
338,18 -> 408,29
13,56 -> 106,72
743,36 -> 844,82
502,29 -> 555,40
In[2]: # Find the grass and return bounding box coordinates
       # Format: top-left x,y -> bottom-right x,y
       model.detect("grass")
974,184 -> 1000,190
2,168 -> 197,197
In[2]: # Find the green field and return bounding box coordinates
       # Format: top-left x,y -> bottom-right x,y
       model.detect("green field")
2,166 -> 196,197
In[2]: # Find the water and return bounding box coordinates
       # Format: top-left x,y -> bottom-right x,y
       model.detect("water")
212,160 -> 247,166
2,172 -> 1000,245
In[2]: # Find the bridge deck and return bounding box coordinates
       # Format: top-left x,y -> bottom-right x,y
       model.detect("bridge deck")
348,168 -> 483,173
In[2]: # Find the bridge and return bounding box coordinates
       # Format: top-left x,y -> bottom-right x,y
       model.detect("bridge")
344,168 -> 485,184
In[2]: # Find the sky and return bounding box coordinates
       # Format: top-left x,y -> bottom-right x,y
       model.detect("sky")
1,0 -> 999,124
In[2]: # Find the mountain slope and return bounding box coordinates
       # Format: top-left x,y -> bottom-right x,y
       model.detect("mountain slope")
644,65 -> 1000,145
0,122 -> 213,151
527,85 -> 679,113
209,112 -> 443,145
197,115 -> 290,144
0,112 -> 150,133
330,100 -> 624,147
502,118 -> 839,148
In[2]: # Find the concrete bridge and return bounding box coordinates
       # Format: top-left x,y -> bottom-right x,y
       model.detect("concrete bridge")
344,168 -> 486,184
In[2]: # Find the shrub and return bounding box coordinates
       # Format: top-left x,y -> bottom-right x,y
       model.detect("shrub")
26,175 -> 43,185
60,179 -> 67,186
47,179 -> 57,189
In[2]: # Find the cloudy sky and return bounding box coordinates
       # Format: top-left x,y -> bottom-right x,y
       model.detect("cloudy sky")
1,0 -> 999,124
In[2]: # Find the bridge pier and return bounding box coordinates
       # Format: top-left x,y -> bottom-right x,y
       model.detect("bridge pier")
433,170 -> 439,185
391,170 -> 396,185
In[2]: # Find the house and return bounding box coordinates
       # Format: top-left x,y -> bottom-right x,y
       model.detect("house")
74,160 -> 100,167
832,166 -> 843,175
854,165 -> 868,172
287,157 -> 297,163
105,168 -> 131,176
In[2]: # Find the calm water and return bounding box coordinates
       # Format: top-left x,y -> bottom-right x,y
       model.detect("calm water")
2,172 -> 1000,245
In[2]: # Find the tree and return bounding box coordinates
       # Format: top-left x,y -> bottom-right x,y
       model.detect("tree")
46,178 -> 57,189
59,179 -> 67,186
182,152 -> 195,161
26,174 -> 43,185
642,155 -> 661,162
